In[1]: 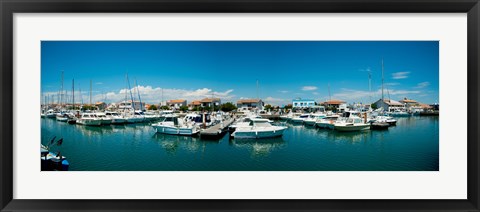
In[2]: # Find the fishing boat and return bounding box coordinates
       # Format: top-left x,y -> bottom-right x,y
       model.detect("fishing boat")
231,118 -> 287,139
76,113 -> 102,126
151,114 -> 200,136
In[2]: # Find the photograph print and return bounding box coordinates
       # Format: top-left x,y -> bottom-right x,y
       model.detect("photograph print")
40,41 -> 439,171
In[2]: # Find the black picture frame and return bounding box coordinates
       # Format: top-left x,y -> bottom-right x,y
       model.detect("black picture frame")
1,0 -> 479,211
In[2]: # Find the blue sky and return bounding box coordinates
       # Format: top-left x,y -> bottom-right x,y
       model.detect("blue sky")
41,41 -> 439,106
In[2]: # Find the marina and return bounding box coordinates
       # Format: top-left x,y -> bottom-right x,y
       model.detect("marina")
41,114 -> 438,171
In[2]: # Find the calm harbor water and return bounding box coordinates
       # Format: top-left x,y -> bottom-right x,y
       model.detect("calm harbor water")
41,116 -> 439,171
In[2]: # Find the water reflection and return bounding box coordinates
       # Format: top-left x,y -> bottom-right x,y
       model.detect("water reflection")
152,133 -> 202,154
229,137 -> 286,157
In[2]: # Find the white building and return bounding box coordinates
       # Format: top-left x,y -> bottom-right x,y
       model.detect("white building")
373,99 -> 405,112
237,99 -> 263,111
292,98 -> 315,108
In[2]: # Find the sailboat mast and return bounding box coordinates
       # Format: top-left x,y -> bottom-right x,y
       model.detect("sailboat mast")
256,79 -> 259,100
90,79 -> 92,106
72,78 -> 75,109
381,59 -> 384,102
126,73 -> 135,110
61,70 -> 64,107
135,78 -> 142,111
368,71 -> 372,104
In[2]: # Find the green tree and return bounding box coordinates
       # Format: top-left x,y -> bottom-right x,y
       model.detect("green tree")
160,105 -> 170,110
264,104 -> 273,111
371,103 -> 378,110
220,102 -> 237,112
179,105 -> 189,112
148,104 -> 158,110
81,105 -> 97,111
284,104 -> 293,110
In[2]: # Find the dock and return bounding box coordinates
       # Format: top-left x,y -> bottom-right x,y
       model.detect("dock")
199,119 -> 235,139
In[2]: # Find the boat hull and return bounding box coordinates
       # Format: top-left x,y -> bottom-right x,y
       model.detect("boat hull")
77,119 -> 102,126
316,122 -> 335,130
334,124 -> 370,132
56,116 -> 68,122
152,125 -> 199,136
232,127 -> 286,139
111,118 -> 126,125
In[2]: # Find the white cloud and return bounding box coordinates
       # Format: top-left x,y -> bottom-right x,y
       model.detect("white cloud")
331,88 -> 421,103
95,82 -> 103,85
384,82 -> 400,87
44,85 -> 236,104
302,86 -> 318,91
414,81 -> 430,89
312,92 -> 319,95
278,90 -> 289,93
263,97 -> 289,106
391,72 -> 410,79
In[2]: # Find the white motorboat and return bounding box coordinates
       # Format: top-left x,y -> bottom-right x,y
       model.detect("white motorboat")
151,114 -> 199,136
303,113 -> 326,126
55,112 -> 69,122
375,115 -> 397,126
76,113 -> 102,126
105,111 -> 126,124
231,118 -> 287,139
45,109 -> 56,118
124,111 -> 145,123
279,111 -> 293,120
334,116 -> 370,132
95,112 -> 112,125
389,109 -> 410,117
315,115 -> 340,129
290,114 -> 309,123
143,111 -> 159,122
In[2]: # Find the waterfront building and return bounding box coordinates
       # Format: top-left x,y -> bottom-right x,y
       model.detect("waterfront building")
188,100 -> 202,110
200,98 -> 221,108
399,97 -> 418,106
292,98 -> 315,108
118,100 -> 143,111
237,99 -> 264,111
167,99 -> 187,109
373,99 -> 405,112
322,99 -> 347,111
95,102 -> 107,110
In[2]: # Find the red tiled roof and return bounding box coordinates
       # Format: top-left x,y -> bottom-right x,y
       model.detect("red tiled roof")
168,99 -> 186,103
201,98 -> 220,103
324,99 -> 345,105
237,99 -> 261,104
